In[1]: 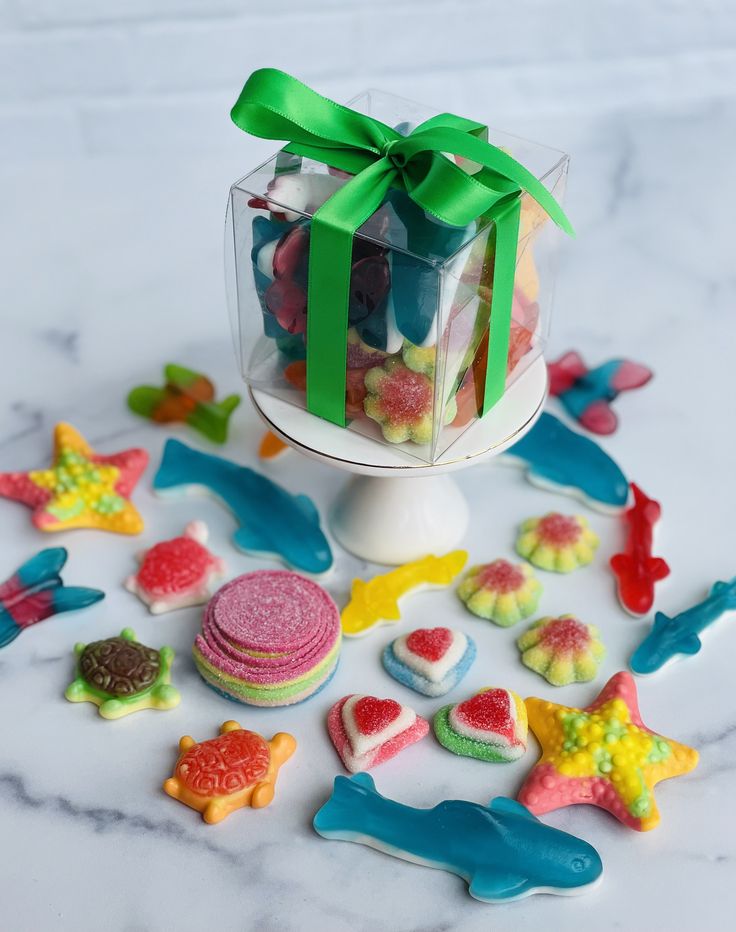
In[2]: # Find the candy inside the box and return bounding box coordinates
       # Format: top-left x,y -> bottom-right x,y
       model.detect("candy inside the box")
228,91 -> 568,462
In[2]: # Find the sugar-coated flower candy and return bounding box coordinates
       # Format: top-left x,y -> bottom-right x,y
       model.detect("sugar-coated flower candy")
402,340 -> 436,378
458,558 -> 542,627
364,357 -> 456,444
517,615 -> 605,686
516,512 -> 599,573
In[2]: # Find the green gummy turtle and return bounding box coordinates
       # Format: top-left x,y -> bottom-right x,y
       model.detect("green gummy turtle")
65,628 -> 180,719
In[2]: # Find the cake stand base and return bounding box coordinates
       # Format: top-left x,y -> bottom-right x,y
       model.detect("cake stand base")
331,473 -> 469,565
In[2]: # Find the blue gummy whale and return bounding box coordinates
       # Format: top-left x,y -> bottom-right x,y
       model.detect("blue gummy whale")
313,773 -> 603,903
0,548 -> 104,649
505,412 -> 629,513
153,439 -> 333,575
630,577 -> 736,675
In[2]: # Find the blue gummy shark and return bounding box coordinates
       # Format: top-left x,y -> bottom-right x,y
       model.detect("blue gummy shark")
0,548 -> 104,649
153,439 -> 333,575
505,412 -> 630,513
630,577 -> 736,675
313,773 -> 603,903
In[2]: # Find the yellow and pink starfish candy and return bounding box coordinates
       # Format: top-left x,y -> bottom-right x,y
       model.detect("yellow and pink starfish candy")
0,423 -> 148,534
518,671 -> 698,831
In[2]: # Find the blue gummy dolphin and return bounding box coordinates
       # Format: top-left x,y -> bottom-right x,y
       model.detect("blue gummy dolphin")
505,412 -> 630,513
152,439 -> 333,575
0,548 -> 104,649
630,577 -> 736,675
313,773 -> 603,903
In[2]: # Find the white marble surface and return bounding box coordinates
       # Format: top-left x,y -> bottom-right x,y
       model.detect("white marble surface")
1,99 -> 736,932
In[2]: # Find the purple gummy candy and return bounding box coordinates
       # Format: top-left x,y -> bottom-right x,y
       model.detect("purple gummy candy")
349,255 -> 390,325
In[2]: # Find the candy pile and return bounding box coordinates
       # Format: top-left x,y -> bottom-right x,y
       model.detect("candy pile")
192,570 -> 341,706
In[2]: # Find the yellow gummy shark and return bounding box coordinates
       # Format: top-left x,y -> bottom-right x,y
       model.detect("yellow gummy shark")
341,551 -> 468,638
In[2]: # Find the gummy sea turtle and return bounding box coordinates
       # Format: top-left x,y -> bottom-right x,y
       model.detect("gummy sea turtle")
125,520 -> 226,614
65,628 -> 180,719
164,720 -> 296,824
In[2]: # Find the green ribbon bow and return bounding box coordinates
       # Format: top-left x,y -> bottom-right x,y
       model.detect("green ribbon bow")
231,68 -> 573,428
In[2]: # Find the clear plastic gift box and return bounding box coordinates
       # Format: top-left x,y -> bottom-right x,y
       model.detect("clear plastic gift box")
226,89 -> 568,464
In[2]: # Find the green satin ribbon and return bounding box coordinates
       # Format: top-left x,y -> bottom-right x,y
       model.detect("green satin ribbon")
231,68 -> 573,427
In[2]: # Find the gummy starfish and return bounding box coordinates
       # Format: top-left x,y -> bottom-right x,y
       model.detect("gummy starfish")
0,423 -> 148,534
518,671 -> 698,831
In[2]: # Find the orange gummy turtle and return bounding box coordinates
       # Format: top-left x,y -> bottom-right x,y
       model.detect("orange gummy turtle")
163,720 -> 296,823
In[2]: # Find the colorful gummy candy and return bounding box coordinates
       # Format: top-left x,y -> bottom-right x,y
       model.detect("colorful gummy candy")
434,687 -> 528,762
505,412 -> 630,514
518,671 -> 699,831
327,694 -> 429,772
548,351 -> 653,436
282,359 -> 370,421
0,548 -> 104,649
125,521 -> 226,615
630,577 -> 736,676
340,551 -> 468,638
164,720 -> 296,823
0,423 -> 148,535
517,615 -> 605,686
346,328 -> 390,369
258,430 -> 290,460
192,570 -> 341,706
382,627 -> 476,697
402,340 -> 436,378
65,628 -> 180,719
516,513 -> 599,573
153,439 -> 333,575
610,483 -> 670,616
314,774 -> 603,902
457,558 -> 542,626
127,363 -> 241,444
364,357 -> 455,444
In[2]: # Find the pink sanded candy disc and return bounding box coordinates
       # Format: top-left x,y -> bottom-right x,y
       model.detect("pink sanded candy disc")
207,570 -> 339,654
203,590 -> 331,661
197,615 -> 340,685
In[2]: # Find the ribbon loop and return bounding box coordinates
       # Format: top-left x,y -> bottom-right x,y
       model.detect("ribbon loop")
231,69 -> 572,436
382,138 -> 408,170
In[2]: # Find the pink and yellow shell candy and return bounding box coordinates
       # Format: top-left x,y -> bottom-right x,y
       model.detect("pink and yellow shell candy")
402,340 -> 436,379
515,513 -> 599,573
364,357 -> 455,445
457,559 -> 542,627
517,615 -> 605,686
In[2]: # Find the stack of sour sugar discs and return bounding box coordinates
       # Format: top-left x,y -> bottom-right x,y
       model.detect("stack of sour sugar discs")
192,570 -> 341,706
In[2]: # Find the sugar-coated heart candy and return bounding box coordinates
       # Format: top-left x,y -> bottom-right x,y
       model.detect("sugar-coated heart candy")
382,626 -> 476,697
434,687 -> 528,762
327,694 -> 429,772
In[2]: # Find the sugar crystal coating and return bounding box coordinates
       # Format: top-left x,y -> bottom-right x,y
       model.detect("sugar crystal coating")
518,671 -> 699,830
517,615 -> 605,686
516,513 -> 599,573
458,559 -> 542,626
434,686 -> 528,762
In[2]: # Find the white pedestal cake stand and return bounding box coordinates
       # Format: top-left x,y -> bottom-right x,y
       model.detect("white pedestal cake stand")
251,356 -> 547,565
